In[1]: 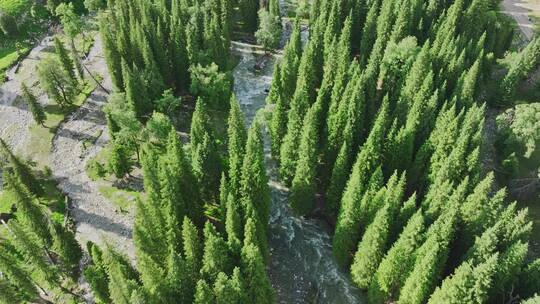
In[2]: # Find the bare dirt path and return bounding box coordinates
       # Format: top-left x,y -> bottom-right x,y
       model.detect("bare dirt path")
0,36 -> 55,153
49,36 -> 135,260
502,0 -> 539,41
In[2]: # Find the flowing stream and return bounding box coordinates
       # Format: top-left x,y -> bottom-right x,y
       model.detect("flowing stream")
231,26 -> 366,304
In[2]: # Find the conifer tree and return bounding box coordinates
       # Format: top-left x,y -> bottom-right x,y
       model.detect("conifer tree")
269,66 -> 288,157
0,278 -> 27,303
279,24 -> 325,182
228,95 -> 247,200
107,140 -> 132,178
351,205 -> 392,289
51,222 -> 82,275
37,56 -> 77,109
398,210 -> 457,304
0,244 -> 40,302
190,98 -> 213,155
240,119 -> 270,227
21,83 -> 46,126
122,62 -> 150,120
99,16 -> 123,89
84,243 -> 111,304
214,271 -> 244,304
501,36 -> 540,101
165,128 -> 203,225
243,216 -> 268,260
201,222 -> 232,282
427,253 -> 498,304
70,40 -> 84,80
192,132 -> 222,203
369,211 -> 426,303
105,249 -> 141,304
8,221 -> 59,286
269,0 -> 280,17
325,70 -> 366,214
290,101 -> 322,214
517,258 -> 540,299
182,217 -> 202,294
54,36 -> 77,82
332,100 -> 388,266
226,193 -> 243,255
194,279 -> 215,304
279,20 -> 302,103
240,243 -> 274,304
3,172 -> 50,246
0,139 -> 43,196
167,252 -> 191,302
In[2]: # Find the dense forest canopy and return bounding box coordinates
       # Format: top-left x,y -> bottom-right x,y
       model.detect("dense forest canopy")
0,0 -> 539,303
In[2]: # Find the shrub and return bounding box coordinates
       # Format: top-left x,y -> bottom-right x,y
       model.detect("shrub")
0,12 -> 18,36
86,158 -> 106,180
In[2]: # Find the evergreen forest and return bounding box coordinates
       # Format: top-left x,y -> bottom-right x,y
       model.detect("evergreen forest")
0,0 -> 539,303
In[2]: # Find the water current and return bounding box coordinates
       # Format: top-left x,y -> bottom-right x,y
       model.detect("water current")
231,22 -> 366,304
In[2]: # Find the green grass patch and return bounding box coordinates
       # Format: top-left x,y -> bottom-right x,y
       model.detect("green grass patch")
85,143 -> 110,180
25,82 -> 96,168
98,184 -> 140,212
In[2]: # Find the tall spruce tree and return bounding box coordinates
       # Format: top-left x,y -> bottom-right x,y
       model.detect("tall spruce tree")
54,36 -> 77,82
332,99 -> 388,266
228,95 -> 248,201
20,83 -> 46,126
290,101 -> 322,214
240,119 -> 270,229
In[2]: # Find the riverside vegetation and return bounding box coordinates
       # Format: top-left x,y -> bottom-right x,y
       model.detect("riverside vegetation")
0,0 -> 539,303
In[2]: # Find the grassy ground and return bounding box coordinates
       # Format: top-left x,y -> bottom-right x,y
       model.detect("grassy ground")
24,82 -> 96,168
85,145 -> 143,211
98,184 -> 141,212
0,1 -> 49,82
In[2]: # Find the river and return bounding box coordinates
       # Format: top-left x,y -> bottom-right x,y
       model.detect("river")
231,23 -> 366,304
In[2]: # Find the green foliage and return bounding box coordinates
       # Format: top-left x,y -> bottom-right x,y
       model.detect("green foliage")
107,139 -> 132,178
194,279 -> 214,304
501,37 -> 540,102
369,211 -> 426,303
201,222 -> 232,282
227,95 -> 247,201
55,3 -> 83,39
0,12 -> 17,36
84,243 -> 111,304
84,0 -> 106,11
240,243 -> 274,303
518,259 -> 540,299
0,244 -> 39,302
190,63 -> 233,110
240,119 -> 270,231
398,210 -> 457,304
427,253 -> 498,304
154,89 -> 181,114
37,56 -> 78,109
496,103 -> 540,161
332,100 -> 388,266
51,221 -> 82,275
20,83 -> 46,126
290,101 -> 322,214
255,8 -> 282,51
239,0 -> 259,33
54,36 -> 77,83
